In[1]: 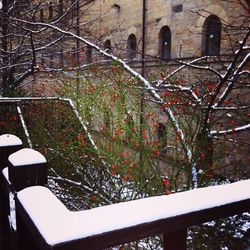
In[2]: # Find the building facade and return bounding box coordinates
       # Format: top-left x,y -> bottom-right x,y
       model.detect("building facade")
81,0 -> 249,62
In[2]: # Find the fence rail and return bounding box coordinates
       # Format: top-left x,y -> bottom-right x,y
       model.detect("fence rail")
0,134 -> 250,250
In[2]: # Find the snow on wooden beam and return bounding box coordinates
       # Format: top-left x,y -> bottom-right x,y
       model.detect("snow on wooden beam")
16,180 -> 250,250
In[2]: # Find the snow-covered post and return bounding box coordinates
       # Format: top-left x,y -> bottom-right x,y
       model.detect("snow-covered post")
8,148 -> 47,250
8,148 -> 47,192
0,134 -> 23,168
0,134 -> 22,250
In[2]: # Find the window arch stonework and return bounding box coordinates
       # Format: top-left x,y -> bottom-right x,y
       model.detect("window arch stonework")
49,2 -> 53,20
202,15 -> 221,56
104,40 -> 112,53
127,34 -> 137,59
159,26 -> 171,59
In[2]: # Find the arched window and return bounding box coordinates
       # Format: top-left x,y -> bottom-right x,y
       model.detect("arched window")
71,0 -> 77,17
112,3 -> 121,20
58,0 -> 63,16
40,9 -> 44,21
127,34 -> 137,59
158,123 -> 167,141
202,15 -> 221,56
104,40 -> 112,53
158,122 -> 167,153
112,4 -> 121,11
49,2 -> 53,20
159,26 -> 171,59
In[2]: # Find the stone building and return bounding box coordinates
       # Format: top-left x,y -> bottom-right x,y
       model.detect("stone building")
81,0 -> 249,64
5,0 -> 247,77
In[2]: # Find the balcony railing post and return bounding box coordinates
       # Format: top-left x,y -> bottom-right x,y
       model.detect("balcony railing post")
163,229 -> 187,250
0,134 -> 22,250
0,134 -> 23,167
8,148 -> 47,250
8,148 -> 47,192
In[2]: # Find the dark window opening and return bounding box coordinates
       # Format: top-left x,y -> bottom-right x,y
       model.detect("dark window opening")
159,26 -> 171,59
104,40 -> 112,53
59,0 -> 63,16
86,46 -> 92,63
112,4 -> 121,11
40,9 -> 44,21
112,3 -> 121,18
172,4 -> 183,13
158,123 -> 167,141
127,34 -> 137,59
202,15 -> 221,56
49,2 -> 53,20
158,123 -> 168,153
71,0 -> 77,18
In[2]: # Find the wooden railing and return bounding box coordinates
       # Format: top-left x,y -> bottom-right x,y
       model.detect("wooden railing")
0,134 -> 249,250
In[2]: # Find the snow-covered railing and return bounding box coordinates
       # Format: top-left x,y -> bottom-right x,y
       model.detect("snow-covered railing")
0,134 -> 250,250
16,180 -> 250,250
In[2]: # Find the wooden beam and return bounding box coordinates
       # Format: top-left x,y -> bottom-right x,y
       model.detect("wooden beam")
163,229 -> 187,250
15,180 -> 250,250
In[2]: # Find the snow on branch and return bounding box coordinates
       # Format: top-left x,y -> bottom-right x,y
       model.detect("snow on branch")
238,70 -> 250,77
213,51 -> 250,109
154,83 -> 201,104
16,105 -> 33,148
202,30 -> 250,131
164,56 -> 216,80
212,105 -> 249,111
172,58 -> 223,79
211,124 -> 250,136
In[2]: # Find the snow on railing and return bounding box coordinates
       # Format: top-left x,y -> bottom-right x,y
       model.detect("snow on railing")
16,180 -> 250,250
0,134 -> 249,250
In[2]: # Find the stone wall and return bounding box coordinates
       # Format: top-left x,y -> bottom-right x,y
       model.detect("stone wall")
81,0 -> 248,59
